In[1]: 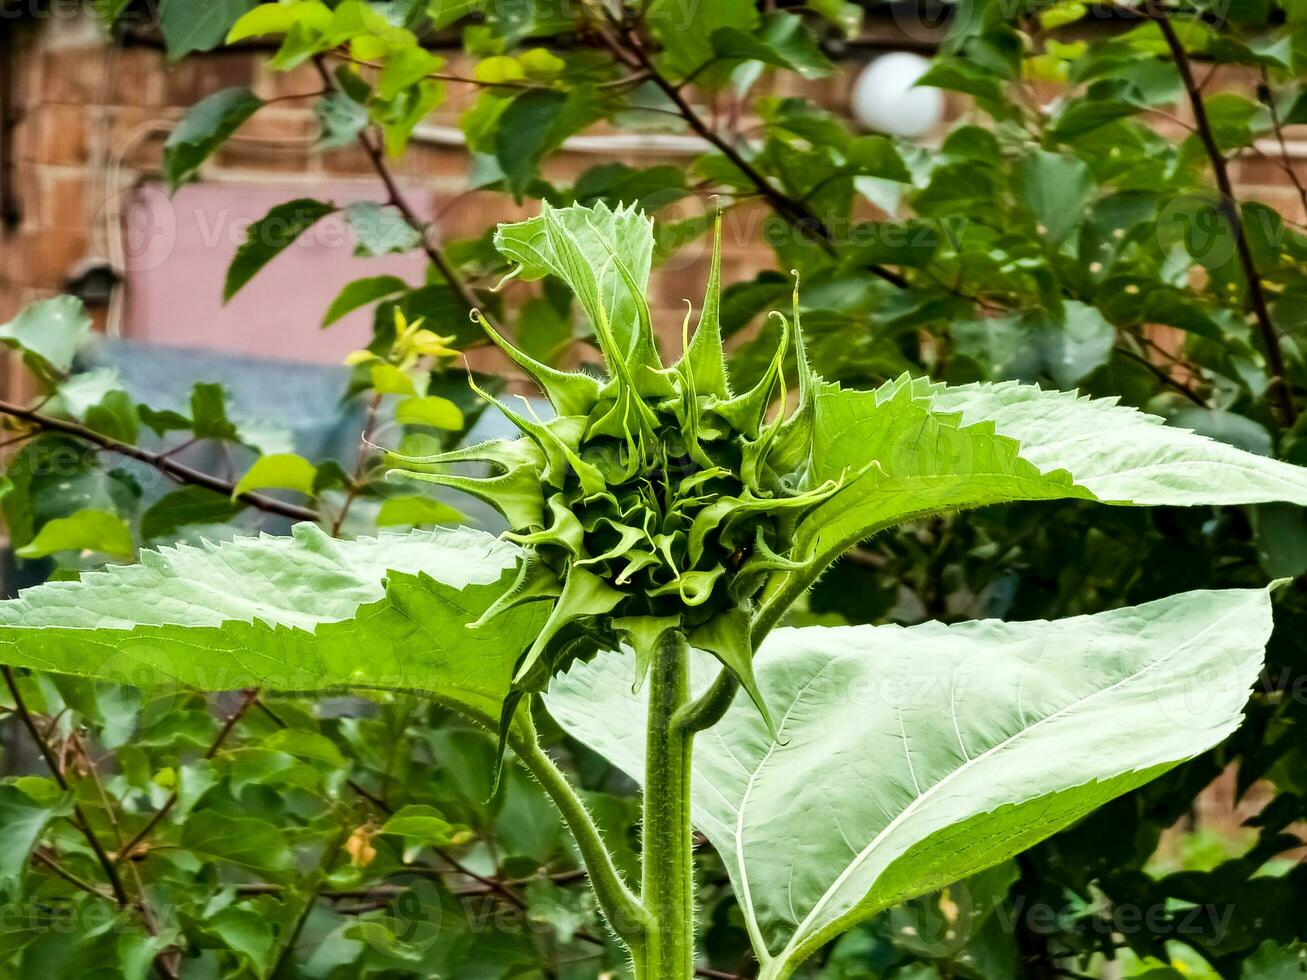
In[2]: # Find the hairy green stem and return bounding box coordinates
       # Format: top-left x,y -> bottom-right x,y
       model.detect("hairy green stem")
639,631 -> 697,978
675,668 -> 738,734
509,713 -> 646,945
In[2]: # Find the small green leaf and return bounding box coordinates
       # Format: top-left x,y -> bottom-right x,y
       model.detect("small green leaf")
262,729 -> 347,767
226,0 -> 311,41
344,202 -> 421,257
378,79 -> 444,155
182,812 -> 293,875
647,0 -> 760,85
16,509 -> 134,559
141,487 -> 245,540
380,804 -> 467,845
201,907 -> 274,975
224,198 -> 336,301
807,0 -> 861,37
525,878 -> 593,944
376,495 -> 464,527
429,0 -> 487,29
189,382 -> 238,441
1050,97 -> 1140,140
495,90 -> 568,198
475,55 -> 528,84
1202,92 -> 1267,152
0,784 -> 72,892
84,390 -> 140,444
1039,0 -> 1087,28
954,302 -> 1113,389
1240,941 -> 1307,978
163,87 -> 264,190
1016,149 -> 1095,246
314,90 -> 369,149
844,136 -> 911,183
232,454 -> 318,498
395,396 -> 464,430
159,0 -> 257,59
711,13 -> 834,79
0,295 -> 92,375
378,46 -> 444,101
371,363 -> 418,395
323,275 -> 408,326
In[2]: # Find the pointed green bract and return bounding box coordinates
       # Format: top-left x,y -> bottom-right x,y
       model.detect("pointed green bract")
475,310 -> 600,418
680,211 -> 731,399
0,524 -> 546,724
546,587 -> 1273,978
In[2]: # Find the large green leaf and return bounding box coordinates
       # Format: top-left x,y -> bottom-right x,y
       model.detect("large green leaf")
546,587 -> 1273,978
759,376 -> 1307,630
162,87 -> 264,190
225,199 -> 336,301
0,524 -> 542,724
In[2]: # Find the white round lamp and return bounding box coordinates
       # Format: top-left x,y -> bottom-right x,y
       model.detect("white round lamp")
851,52 -> 944,138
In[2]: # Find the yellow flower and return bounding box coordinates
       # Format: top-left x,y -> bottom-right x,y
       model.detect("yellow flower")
410,329 -> 459,359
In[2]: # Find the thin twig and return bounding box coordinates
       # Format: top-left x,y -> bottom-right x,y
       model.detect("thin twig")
1115,345 -> 1207,406
116,689 -> 260,864
32,849 -> 115,900
3,667 -> 129,904
602,25 -> 913,289
1146,3 -> 1297,426
312,57 -> 480,314
0,399 -> 319,522
331,391 -> 383,535
2,666 -> 178,980
1259,67 -> 1307,218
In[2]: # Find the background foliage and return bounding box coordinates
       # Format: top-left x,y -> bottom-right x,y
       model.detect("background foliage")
0,0 -> 1306,977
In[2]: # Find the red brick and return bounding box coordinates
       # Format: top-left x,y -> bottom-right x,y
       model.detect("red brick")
319,142 -> 380,177
252,63 -> 324,101
37,170 -> 91,229
38,48 -> 100,105
1234,151 -> 1303,188
28,227 -> 91,289
107,48 -> 167,108
35,104 -> 91,166
160,52 -> 259,108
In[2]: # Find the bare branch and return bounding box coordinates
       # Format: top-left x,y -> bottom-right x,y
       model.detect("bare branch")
1146,3 -> 1297,426
0,398 -> 320,523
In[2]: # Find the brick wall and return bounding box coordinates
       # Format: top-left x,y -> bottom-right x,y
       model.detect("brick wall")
3,14 -> 1305,356
0,13 -> 829,368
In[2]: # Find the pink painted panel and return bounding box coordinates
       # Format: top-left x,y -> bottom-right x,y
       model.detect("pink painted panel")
119,181 -> 432,364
